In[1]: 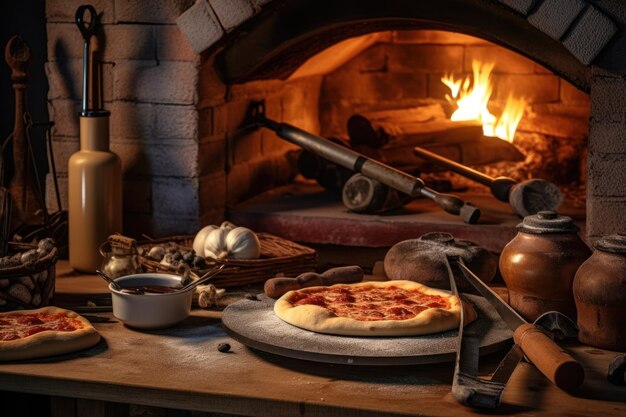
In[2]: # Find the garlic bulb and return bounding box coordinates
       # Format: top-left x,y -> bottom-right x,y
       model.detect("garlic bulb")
225,227 -> 261,259
220,221 -> 237,231
193,225 -> 218,256
204,228 -> 230,259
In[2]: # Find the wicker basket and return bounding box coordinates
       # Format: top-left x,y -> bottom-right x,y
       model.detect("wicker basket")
0,243 -> 58,312
139,233 -> 317,287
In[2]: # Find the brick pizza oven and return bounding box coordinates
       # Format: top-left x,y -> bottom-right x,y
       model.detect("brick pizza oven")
44,0 -> 626,247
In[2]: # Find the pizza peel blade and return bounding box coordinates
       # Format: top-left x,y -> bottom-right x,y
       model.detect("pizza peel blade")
447,257 -> 519,409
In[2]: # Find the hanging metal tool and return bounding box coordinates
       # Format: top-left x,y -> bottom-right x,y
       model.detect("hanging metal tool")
250,102 -> 480,224
4,35 -> 45,228
68,5 -> 122,272
449,259 -> 583,409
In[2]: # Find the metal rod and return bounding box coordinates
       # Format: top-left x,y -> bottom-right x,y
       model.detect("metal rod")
254,107 -> 480,224
413,146 -> 495,186
82,39 -> 89,112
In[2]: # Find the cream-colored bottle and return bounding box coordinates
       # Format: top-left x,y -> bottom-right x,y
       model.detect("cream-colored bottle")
68,112 -> 122,272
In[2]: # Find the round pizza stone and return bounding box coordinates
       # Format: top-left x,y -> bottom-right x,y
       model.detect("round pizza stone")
221,294 -> 512,366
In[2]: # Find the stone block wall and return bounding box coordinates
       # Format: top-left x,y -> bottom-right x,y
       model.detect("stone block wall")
587,71 -> 626,238
320,30 -> 590,139
45,0 -> 200,237
45,0 -> 321,238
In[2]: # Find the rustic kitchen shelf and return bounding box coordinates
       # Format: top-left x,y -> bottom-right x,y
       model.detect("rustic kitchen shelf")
0,261 -> 624,417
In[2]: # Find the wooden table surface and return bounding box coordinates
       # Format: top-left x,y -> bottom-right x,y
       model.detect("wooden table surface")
0,260 -> 625,417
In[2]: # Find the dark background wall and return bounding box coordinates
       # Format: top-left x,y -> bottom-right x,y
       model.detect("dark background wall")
1,0 -> 48,188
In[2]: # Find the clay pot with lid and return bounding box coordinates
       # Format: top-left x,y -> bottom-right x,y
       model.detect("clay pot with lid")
499,211 -> 591,322
384,232 -> 497,292
573,233 -> 626,351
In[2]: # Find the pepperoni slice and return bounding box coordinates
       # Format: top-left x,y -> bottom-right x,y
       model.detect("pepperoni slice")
286,283 -> 453,321
0,332 -> 19,341
17,316 -> 44,325
23,326 -> 48,337
336,293 -> 355,303
295,295 -> 327,307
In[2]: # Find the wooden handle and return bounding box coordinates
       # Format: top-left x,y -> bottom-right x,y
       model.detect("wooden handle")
5,36 -> 31,83
264,273 -> 323,298
264,266 -> 364,298
321,265 -> 364,285
513,323 -> 584,391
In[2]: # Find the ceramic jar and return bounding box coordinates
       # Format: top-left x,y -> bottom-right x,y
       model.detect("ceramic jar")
500,211 -> 591,322
99,241 -> 141,279
573,233 -> 626,351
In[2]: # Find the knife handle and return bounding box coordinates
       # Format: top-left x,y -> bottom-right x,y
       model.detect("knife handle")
513,323 -> 584,391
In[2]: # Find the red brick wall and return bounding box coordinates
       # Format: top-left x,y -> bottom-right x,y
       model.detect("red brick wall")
196,57 -> 322,226
320,30 -> 590,140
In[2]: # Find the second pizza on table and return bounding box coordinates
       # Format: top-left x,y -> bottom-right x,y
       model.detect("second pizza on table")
0,306 -> 101,361
274,280 -> 477,337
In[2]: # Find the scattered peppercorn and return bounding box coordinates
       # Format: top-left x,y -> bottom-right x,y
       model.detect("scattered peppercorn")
217,343 -> 231,353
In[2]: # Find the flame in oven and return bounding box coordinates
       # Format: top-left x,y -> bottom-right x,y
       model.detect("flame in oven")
442,60 -> 526,142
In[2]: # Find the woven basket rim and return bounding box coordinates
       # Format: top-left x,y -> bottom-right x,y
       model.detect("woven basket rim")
0,246 -> 59,277
138,233 -> 317,287
138,232 -> 316,257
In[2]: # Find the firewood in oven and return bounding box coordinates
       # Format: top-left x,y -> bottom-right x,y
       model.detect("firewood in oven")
347,109 -> 524,172
346,104 -> 449,147
341,173 -> 412,214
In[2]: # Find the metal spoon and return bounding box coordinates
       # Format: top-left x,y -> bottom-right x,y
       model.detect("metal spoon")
97,265 -> 225,295
96,270 -> 147,295
174,264 -> 225,294
96,270 -> 123,292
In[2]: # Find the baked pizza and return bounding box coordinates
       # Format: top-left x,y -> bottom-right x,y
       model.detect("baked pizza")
0,306 -> 100,361
274,280 -> 477,336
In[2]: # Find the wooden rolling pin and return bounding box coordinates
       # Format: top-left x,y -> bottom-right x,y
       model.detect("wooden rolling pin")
513,323 -> 585,392
264,266 -> 364,298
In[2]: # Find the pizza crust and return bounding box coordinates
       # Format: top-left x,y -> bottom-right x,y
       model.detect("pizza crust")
274,280 -> 477,337
0,306 -> 101,361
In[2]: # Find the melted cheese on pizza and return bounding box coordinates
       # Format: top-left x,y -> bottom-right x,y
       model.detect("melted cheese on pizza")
286,284 -> 450,321
0,312 -> 85,341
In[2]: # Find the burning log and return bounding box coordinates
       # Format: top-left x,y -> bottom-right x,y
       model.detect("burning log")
347,108 -> 524,172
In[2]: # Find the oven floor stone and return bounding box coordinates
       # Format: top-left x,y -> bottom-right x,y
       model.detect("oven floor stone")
228,182 -> 585,253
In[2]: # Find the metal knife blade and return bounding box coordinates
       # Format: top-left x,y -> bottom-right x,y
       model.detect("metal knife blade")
490,344 -> 524,384
457,259 -> 527,331
447,257 -> 507,409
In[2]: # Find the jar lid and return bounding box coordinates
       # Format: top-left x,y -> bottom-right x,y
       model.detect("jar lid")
594,233 -> 626,254
517,211 -> 580,234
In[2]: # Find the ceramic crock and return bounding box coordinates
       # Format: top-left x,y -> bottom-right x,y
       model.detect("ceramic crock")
499,211 -> 591,322
573,233 -> 626,351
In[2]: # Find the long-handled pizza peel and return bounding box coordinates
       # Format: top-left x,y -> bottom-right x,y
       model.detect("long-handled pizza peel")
448,258 -> 583,409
